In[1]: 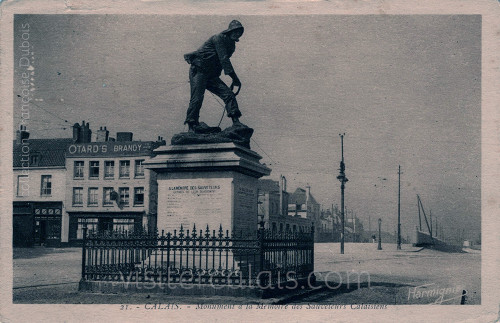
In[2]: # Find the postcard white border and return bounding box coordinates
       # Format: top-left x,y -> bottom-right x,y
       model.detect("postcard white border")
1,0 -> 499,322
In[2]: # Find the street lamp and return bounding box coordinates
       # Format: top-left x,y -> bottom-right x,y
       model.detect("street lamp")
378,218 -> 382,250
337,134 -> 348,254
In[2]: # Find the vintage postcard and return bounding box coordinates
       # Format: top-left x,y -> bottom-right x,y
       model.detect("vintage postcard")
0,0 -> 499,322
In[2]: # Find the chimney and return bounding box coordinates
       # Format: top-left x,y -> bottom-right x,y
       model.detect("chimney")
305,185 -> 311,215
95,126 -> 110,142
279,175 -> 287,217
116,132 -> 133,142
72,123 -> 81,142
80,121 -> 92,143
15,125 -> 30,144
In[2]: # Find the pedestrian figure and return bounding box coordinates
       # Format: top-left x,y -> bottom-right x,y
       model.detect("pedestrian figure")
183,20 -> 244,133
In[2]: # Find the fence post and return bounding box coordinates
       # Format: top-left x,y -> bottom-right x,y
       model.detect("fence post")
81,227 -> 88,280
257,220 -> 266,287
311,223 -> 315,265
310,224 -> 316,284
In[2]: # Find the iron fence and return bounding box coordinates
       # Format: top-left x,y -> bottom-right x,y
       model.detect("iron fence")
81,224 -> 314,288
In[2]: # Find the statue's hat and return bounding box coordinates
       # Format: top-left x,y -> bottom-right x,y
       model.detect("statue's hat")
222,20 -> 244,34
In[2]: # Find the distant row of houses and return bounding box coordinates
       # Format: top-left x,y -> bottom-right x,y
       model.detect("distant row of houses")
13,123 -> 361,247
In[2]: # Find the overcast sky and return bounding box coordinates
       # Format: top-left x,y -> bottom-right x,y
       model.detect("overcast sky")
13,14 -> 481,240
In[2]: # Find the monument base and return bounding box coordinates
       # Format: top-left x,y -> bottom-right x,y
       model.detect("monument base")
145,142 -> 271,238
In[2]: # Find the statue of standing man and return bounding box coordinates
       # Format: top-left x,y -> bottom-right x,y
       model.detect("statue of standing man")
183,20 -> 244,134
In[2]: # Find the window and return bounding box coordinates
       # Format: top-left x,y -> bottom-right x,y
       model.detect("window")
119,160 -> 130,178
88,187 -> 98,206
74,161 -> 84,178
40,175 -> 52,196
72,187 -> 83,206
119,187 -> 129,206
113,218 -> 135,232
30,154 -> 40,166
104,161 -> 114,179
134,187 -> 144,206
103,187 -> 114,206
89,161 -> 99,178
77,218 -> 98,239
17,175 -> 28,197
135,160 -> 145,177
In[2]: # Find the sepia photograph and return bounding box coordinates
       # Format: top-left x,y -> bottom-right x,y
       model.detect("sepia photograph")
1,1 -> 499,322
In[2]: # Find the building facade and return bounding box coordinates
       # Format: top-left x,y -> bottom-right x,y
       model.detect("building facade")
12,126 -> 73,247
64,133 -> 164,244
258,177 -> 312,233
288,186 -> 321,221
13,122 -> 165,247
287,186 -> 323,239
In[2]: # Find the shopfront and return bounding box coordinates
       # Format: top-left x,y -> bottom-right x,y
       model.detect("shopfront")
68,212 -> 144,245
13,202 -> 63,247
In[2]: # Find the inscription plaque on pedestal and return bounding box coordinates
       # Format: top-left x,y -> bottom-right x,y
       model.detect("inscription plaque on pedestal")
157,178 -> 233,234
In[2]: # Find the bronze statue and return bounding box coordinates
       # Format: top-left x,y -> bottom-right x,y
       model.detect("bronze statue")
183,20 -> 244,134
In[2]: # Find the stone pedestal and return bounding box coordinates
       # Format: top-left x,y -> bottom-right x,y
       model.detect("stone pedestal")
145,143 -> 271,238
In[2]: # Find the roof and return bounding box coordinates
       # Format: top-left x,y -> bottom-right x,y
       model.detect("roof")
13,138 -> 74,167
258,179 -> 280,193
288,188 -> 319,206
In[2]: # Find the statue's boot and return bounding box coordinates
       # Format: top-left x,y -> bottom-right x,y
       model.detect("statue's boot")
231,117 -> 248,128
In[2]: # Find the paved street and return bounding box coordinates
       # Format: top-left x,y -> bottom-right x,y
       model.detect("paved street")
12,243 -> 480,304
303,243 -> 480,305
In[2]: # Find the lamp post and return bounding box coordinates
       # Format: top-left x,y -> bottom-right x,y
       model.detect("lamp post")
378,218 -> 382,250
397,165 -> 401,250
337,134 -> 348,254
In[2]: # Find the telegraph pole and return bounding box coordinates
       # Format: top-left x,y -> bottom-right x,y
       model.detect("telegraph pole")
397,165 -> 401,250
377,218 -> 382,250
337,134 -> 348,254
369,214 -> 371,235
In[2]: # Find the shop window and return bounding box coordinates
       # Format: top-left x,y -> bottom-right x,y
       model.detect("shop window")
119,187 -> 129,206
103,187 -> 114,206
89,161 -> 99,179
40,175 -> 52,196
88,187 -> 98,206
119,160 -> 130,178
104,161 -> 114,179
16,175 -> 28,197
74,161 -> 84,178
113,218 -> 135,233
135,160 -> 145,178
72,187 -> 83,206
77,218 -> 98,238
134,187 -> 144,206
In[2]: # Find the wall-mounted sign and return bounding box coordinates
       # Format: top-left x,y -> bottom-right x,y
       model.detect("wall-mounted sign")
67,141 -> 155,157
